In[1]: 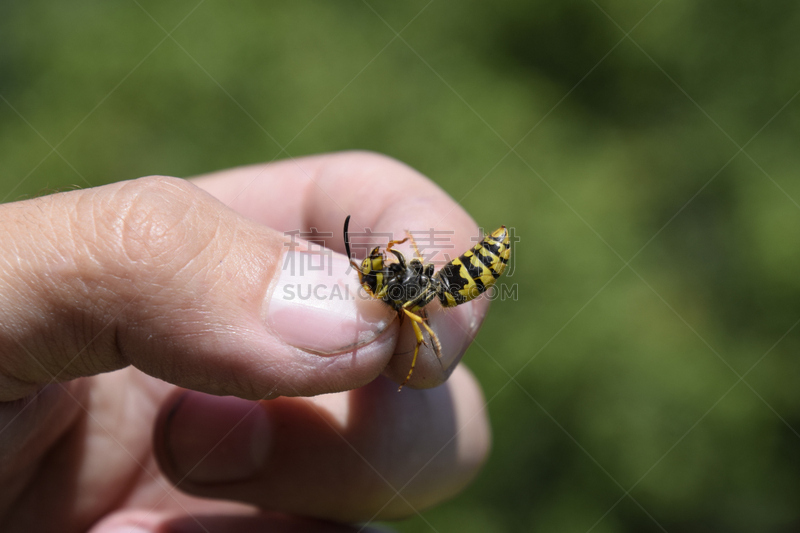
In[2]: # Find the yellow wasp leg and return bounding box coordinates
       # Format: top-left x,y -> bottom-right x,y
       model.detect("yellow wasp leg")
398,307 -> 443,391
402,302 -> 442,358
423,320 -> 442,359
405,230 -> 423,260
399,308 -> 426,391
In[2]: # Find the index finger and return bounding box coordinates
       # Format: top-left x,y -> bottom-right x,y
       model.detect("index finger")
192,151 -> 491,388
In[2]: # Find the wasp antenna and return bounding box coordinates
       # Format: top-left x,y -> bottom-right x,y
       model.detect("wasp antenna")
343,215 -> 353,261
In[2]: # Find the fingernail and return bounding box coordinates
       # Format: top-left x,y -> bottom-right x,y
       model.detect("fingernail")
164,392 -> 270,484
267,250 -> 394,354
429,299 -> 482,368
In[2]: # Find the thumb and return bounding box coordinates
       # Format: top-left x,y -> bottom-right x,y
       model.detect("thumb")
0,176 -> 396,402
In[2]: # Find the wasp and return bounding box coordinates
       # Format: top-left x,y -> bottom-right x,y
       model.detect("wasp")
343,216 -> 511,390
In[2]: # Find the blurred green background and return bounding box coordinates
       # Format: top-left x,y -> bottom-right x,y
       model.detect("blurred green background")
2,0 -> 800,531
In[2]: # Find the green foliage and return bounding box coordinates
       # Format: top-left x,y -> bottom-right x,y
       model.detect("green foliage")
2,0 -> 800,531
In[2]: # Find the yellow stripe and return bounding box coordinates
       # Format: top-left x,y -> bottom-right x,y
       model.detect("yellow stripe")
469,253 -> 494,278
456,260 -> 478,292
444,292 -> 458,306
475,245 -> 507,277
476,245 -> 495,259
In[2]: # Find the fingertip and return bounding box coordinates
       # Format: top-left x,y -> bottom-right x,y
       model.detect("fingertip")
155,390 -> 272,486
384,296 -> 489,390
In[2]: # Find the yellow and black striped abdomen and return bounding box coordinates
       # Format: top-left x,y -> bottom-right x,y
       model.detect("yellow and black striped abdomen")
435,226 -> 511,307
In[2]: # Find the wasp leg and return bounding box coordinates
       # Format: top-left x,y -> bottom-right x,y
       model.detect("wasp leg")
399,308 -> 427,391
386,237 -> 409,251
405,230 -> 423,260
416,307 -> 443,360
398,308 -> 444,391
401,301 -> 442,360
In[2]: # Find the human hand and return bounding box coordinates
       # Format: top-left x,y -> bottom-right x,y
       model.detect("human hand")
0,152 -> 491,532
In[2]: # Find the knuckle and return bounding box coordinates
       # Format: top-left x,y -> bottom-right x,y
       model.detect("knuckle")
110,176 -> 221,273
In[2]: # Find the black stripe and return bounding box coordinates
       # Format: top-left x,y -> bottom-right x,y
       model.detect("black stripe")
464,256 -> 486,281
481,240 -> 503,256
438,262 -> 469,291
437,265 -> 468,305
474,248 -> 497,268
364,273 -> 379,294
